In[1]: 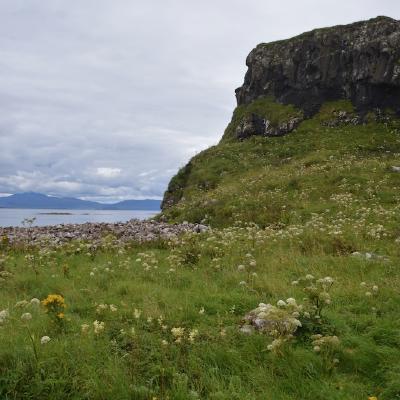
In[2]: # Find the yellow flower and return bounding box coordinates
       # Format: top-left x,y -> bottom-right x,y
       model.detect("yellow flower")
368,397 -> 378,400
57,313 -> 65,319
42,294 -> 66,308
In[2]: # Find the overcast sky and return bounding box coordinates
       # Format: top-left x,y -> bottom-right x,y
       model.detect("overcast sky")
0,1 -> 398,202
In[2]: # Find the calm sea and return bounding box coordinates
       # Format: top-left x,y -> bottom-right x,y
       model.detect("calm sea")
0,209 -> 159,228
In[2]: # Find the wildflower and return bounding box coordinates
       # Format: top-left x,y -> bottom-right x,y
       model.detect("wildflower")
267,338 -> 284,352
372,285 -> 379,293
291,280 -> 299,285
286,298 -> 297,306
237,265 -> 245,271
239,281 -> 247,286
109,304 -> 118,312
96,304 -> 108,313
42,294 -> 66,308
93,320 -> 105,335
40,336 -> 51,345
147,317 -> 153,323
277,300 -> 286,307
134,308 -> 142,319
30,298 -> 40,306
249,260 -> 256,267
81,324 -> 90,334
171,327 -> 185,343
42,294 -> 66,322
21,312 -> 32,322
161,339 -> 168,346
188,329 -> 199,343
313,345 -> 321,352
0,309 -> 9,323
305,274 -> 315,280
360,282 -> 367,287
90,272 -> 95,277
365,291 -> 372,297
198,307 -> 205,314
15,300 -> 29,308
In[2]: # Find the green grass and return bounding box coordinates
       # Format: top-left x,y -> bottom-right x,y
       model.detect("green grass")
1,230 -> 399,399
162,100 -> 400,227
2,98 -> 400,399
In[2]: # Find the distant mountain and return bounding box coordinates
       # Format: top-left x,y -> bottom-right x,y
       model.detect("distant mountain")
0,192 -> 161,210
102,199 -> 162,211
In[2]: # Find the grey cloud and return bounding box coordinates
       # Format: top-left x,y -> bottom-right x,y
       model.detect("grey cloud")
0,0 -> 399,201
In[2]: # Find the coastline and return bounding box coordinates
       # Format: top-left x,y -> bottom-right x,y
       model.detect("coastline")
0,219 -> 208,247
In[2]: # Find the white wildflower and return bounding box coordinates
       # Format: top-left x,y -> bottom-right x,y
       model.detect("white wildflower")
21,312 -> 32,322
40,336 -> 51,345
286,298 -> 297,306
15,300 -> 29,308
30,298 -> 40,306
93,320 -> 105,335
277,300 -> 287,307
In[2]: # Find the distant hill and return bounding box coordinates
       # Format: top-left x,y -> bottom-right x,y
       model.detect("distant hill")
0,192 -> 161,210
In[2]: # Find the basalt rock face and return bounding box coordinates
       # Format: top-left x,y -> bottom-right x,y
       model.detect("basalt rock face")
235,16 -> 400,116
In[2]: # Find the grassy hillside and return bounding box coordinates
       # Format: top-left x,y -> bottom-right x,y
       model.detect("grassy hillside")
162,100 -> 400,229
1,99 -> 400,399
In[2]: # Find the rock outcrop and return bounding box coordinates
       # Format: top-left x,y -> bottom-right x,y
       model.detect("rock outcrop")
236,16 -> 400,116
235,114 -> 303,140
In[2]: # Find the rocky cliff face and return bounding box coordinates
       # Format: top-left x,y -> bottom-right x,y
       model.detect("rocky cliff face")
236,16 -> 400,116
162,16 -> 400,211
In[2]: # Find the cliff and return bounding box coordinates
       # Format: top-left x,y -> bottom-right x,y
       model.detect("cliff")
236,16 -> 400,115
161,17 -> 400,219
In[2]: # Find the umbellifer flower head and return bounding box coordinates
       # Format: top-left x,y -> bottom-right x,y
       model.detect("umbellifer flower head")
40,336 -> 51,344
21,312 -> 32,322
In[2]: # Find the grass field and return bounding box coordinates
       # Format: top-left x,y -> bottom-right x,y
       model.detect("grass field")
1,100 -> 400,399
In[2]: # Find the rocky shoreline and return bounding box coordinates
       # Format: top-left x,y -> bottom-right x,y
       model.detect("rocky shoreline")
0,219 -> 208,247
